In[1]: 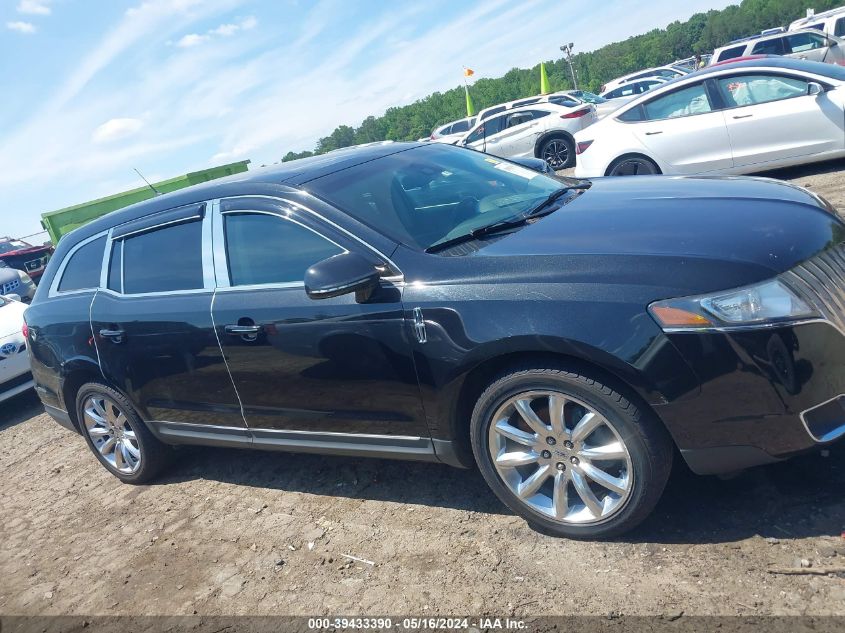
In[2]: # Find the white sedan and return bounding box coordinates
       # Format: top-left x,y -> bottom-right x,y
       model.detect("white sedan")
461,102 -> 597,169
574,58 -> 845,177
0,294 -> 33,404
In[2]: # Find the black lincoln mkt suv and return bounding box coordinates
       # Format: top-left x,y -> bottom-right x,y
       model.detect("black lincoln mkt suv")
23,142 -> 845,538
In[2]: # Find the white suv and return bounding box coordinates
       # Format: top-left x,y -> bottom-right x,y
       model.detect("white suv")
790,6 -> 845,38
712,29 -> 845,65
461,102 -> 597,169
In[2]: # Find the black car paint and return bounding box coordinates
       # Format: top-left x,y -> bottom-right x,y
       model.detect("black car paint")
24,142 -> 845,474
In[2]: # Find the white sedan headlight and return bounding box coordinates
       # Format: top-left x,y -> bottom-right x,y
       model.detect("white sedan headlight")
649,279 -> 818,330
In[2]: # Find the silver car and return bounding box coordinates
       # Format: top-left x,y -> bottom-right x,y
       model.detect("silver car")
0,261 -> 36,303
712,29 -> 845,65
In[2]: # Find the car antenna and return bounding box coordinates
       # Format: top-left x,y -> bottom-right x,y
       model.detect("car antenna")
134,168 -> 163,196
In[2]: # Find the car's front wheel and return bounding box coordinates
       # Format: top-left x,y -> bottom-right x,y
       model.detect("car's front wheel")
75,382 -> 171,484
470,364 -> 673,539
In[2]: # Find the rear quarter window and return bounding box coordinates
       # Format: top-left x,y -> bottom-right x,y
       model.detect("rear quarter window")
56,236 -> 106,292
717,45 -> 747,62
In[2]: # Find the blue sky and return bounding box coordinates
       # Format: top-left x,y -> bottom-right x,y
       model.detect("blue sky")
1,0 -> 735,239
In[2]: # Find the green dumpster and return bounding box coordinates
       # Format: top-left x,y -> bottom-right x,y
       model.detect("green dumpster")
40,160 -> 250,244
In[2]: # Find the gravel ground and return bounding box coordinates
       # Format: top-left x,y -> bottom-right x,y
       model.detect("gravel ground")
2,159 -> 845,618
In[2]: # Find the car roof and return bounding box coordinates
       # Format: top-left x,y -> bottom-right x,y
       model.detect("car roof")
62,142 -> 424,247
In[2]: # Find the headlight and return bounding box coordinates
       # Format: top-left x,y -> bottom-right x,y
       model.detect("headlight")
649,279 -> 818,330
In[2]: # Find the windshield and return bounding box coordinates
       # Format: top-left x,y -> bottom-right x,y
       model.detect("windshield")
0,240 -> 29,255
306,144 -> 582,251
571,91 -> 606,104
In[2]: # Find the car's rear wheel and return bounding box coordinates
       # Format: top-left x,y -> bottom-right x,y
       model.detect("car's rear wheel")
539,136 -> 575,170
606,155 -> 660,176
75,382 -> 171,484
470,364 -> 673,539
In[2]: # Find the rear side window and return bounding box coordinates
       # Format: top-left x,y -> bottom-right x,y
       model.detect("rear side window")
57,236 -> 106,292
224,213 -> 343,286
836,17 -> 845,37
642,83 -> 712,120
752,38 -> 785,55
450,119 -> 470,133
121,220 -> 204,294
717,45 -> 747,62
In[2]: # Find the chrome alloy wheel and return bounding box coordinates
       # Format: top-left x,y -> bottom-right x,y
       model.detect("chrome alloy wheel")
488,390 -> 633,524
541,140 -> 570,169
82,395 -> 142,474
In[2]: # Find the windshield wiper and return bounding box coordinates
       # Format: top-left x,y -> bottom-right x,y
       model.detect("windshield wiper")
526,183 -> 590,216
425,184 -> 590,254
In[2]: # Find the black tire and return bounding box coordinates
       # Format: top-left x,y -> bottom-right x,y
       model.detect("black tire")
470,363 -> 673,539
606,154 -> 661,177
75,382 -> 172,484
538,135 -> 576,170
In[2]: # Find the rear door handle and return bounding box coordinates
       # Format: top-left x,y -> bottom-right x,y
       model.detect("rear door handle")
224,325 -> 261,335
645,131 -> 663,135
99,328 -> 125,342
733,114 -> 753,119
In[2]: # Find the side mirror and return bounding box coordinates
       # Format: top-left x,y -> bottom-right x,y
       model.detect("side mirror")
807,81 -> 823,96
305,252 -> 380,301
3,293 -> 21,302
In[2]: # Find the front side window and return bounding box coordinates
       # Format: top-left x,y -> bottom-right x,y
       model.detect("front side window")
121,220 -> 204,294
306,143 -> 571,251
786,31 -> 826,53
717,45 -> 747,62
718,74 -> 809,107
57,236 -> 106,292
836,17 -> 845,37
465,115 -> 506,142
642,83 -> 712,120
224,213 -> 343,286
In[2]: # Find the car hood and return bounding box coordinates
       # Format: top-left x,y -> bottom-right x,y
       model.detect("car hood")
476,175 -> 844,295
0,245 -> 50,258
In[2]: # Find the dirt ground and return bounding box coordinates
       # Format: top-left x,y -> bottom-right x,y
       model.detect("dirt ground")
2,160 -> 845,619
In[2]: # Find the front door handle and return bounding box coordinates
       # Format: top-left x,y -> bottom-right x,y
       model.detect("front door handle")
99,328 -> 125,343
645,131 -> 663,135
733,114 -> 753,119
224,325 -> 261,335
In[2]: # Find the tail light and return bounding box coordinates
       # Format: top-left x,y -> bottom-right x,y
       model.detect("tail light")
561,108 -> 591,119
600,84 -> 606,93
430,134 -> 436,139
575,140 -> 594,155
22,323 -> 29,338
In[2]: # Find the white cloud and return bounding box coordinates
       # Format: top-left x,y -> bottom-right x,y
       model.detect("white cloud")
92,118 -> 144,143
188,15 -> 258,41
17,0 -> 51,15
6,20 -> 36,33
176,33 -> 209,47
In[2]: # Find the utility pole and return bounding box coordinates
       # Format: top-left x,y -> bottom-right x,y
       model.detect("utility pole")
560,42 -> 578,90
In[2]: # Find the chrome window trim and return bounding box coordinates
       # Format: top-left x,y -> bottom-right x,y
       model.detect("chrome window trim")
103,204 -> 213,298
48,230 -> 110,298
217,194 -> 404,281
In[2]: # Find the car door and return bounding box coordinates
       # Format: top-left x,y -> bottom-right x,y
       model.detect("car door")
784,31 -> 829,62
210,196 -> 429,440
715,72 -> 845,169
463,113 -> 507,156
90,203 -> 247,429
625,81 -> 734,173
488,111 -> 543,158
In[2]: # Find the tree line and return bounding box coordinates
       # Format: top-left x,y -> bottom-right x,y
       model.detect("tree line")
282,0 -> 841,161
